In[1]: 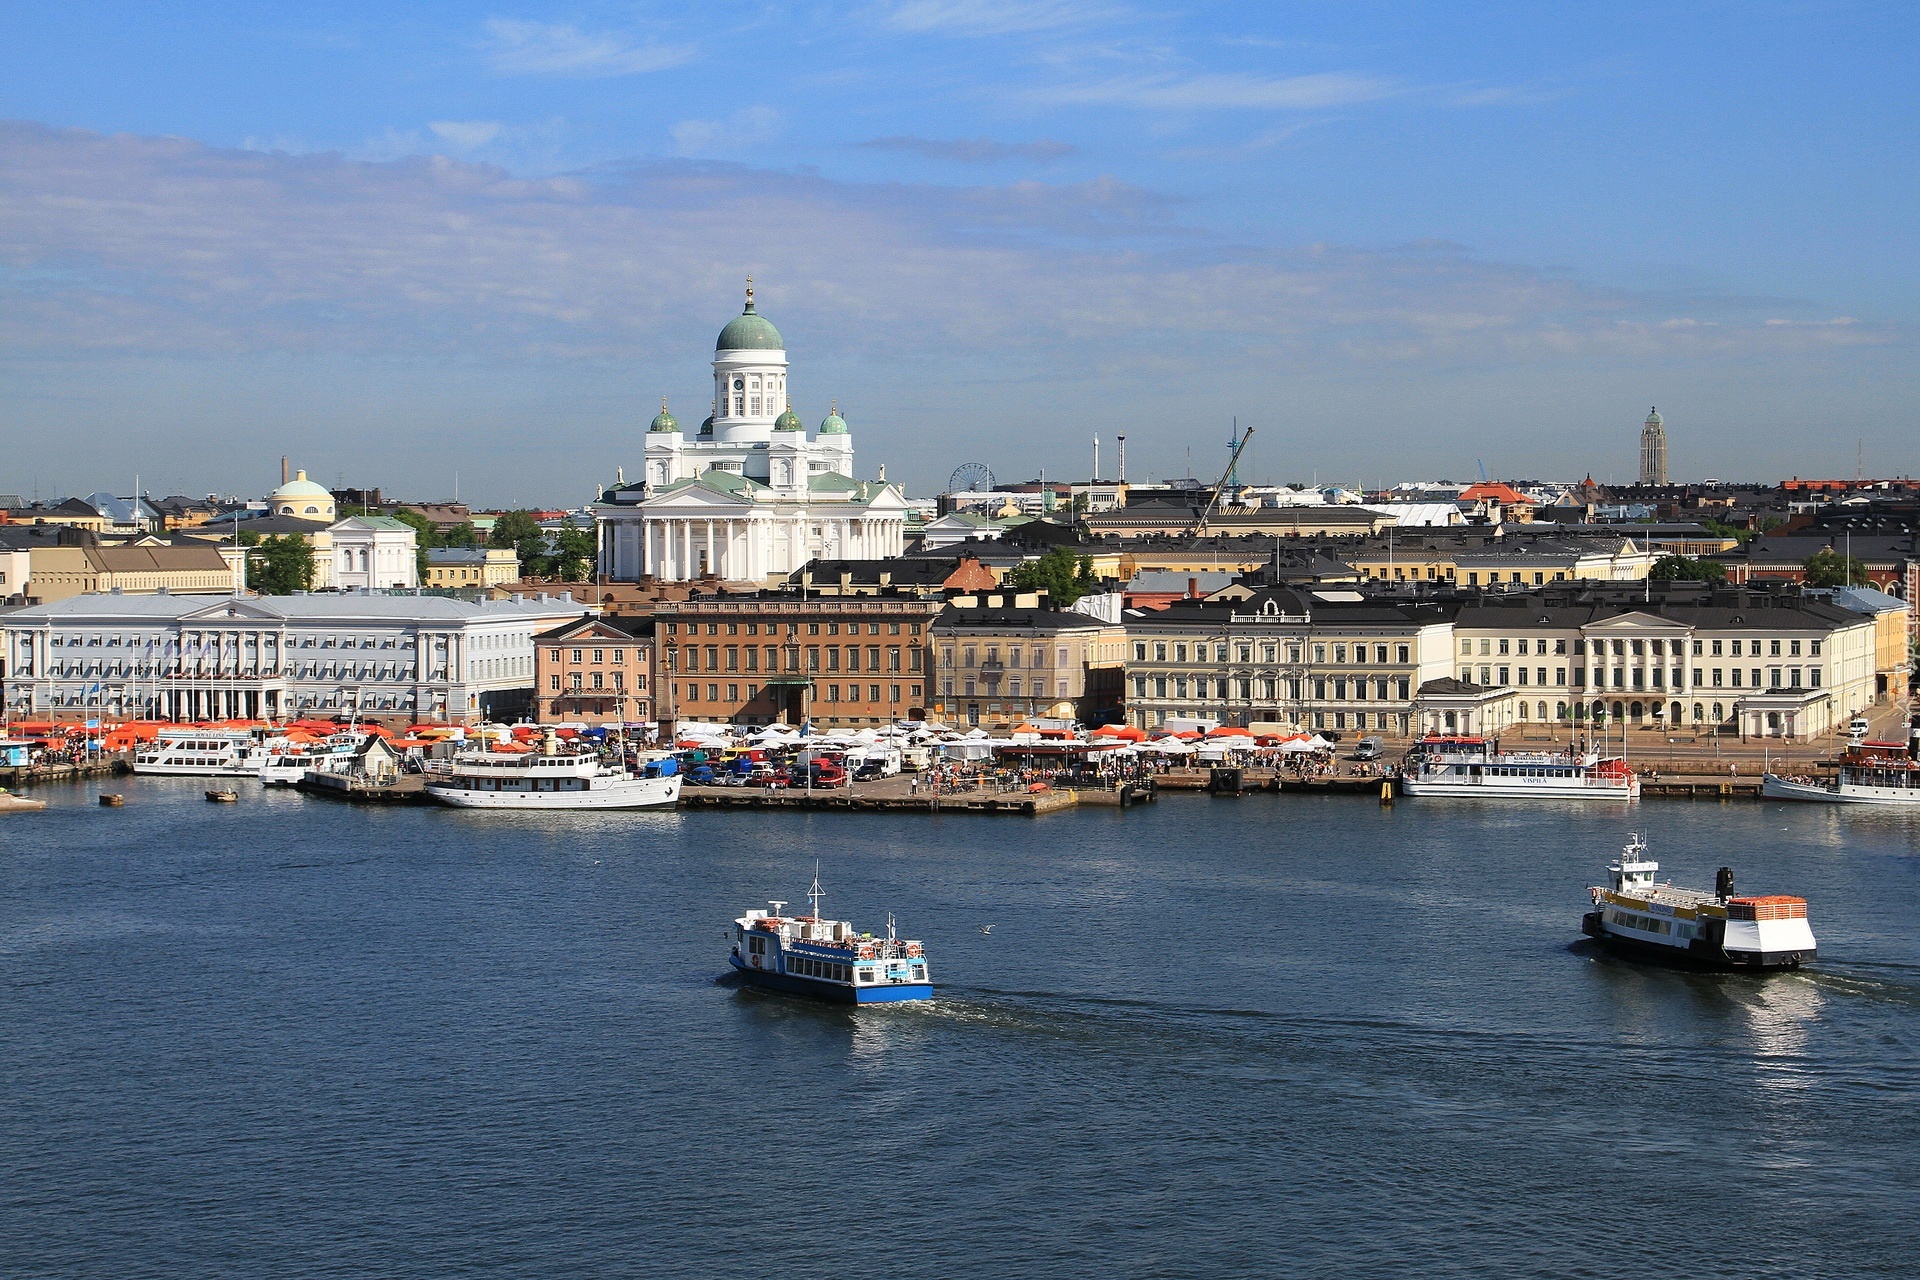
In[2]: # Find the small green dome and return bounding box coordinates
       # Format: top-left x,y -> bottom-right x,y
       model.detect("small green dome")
649,401 -> 679,433
774,407 -> 804,432
819,408 -> 848,435
716,285 -> 784,351
699,415 -> 714,435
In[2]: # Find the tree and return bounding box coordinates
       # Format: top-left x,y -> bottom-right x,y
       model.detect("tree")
489,510 -> 553,578
441,521 -> 481,548
1802,547 -> 1869,587
1648,554 -> 1726,582
386,507 -> 440,580
1004,546 -> 1099,606
551,527 -> 598,582
249,535 -> 315,595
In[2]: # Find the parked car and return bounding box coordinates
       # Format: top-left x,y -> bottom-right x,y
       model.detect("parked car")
853,761 -> 887,782
805,763 -> 849,788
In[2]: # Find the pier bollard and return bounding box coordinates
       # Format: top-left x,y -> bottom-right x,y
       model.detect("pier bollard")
100,794 -> 125,807
1379,780 -> 1393,806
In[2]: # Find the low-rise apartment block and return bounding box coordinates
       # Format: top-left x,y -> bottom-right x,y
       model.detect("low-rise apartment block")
534,616 -> 655,725
930,604 -> 1127,728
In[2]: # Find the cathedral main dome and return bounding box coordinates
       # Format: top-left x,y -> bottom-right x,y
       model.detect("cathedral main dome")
716,285 -> 783,351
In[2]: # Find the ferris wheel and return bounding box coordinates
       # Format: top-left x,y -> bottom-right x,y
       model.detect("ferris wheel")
948,462 -> 997,493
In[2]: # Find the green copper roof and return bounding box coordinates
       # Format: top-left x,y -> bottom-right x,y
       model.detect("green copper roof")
649,403 -> 679,433
818,409 -> 848,435
716,296 -> 784,351
774,407 -> 804,432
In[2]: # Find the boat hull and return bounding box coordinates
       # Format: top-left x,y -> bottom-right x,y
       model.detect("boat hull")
1761,773 -> 1920,805
1402,778 -> 1638,800
729,954 -> 932,1004
426,776 -> 681,809
1581,911 -> 1814,971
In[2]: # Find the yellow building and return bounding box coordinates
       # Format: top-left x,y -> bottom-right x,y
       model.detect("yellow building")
426,547 -> 520,588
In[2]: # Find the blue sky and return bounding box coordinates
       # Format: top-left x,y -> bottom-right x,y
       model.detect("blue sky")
1,1 -> 1913,503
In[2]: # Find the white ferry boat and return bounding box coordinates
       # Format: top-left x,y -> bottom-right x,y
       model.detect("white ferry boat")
259,733 -> 363,787
134,729 -> 282,777
1762,736 -> 1920,806
729,872 -> 932,1005
1582,835 -> 1816,970
424,731 -> 680,810
1399,736 -> 1638,800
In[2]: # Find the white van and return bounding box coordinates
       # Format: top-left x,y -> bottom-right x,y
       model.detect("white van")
1353,736 -> 1384,761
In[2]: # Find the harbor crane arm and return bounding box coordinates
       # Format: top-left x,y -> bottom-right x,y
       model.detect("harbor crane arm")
1193,427 -> 1254,535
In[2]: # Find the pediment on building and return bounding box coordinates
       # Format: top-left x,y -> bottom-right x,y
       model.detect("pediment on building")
177,598 -> 288,623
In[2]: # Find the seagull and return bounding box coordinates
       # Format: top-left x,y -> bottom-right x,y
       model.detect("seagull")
978,925 -> 994,935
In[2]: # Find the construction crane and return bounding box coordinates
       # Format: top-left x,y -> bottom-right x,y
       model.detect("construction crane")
1191,426 -> 1254,535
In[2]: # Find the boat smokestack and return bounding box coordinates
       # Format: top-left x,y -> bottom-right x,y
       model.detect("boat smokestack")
542,726 -> 558,757
1716,866 -> 1735,901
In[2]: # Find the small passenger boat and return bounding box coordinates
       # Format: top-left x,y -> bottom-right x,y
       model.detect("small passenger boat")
728,870 -> 932,1004
424,728 -> 679,810
1582,835 -> 1816,970
1400,736 -> 1638,801
204,788 -> 239,803
1762,730 -> 1920,806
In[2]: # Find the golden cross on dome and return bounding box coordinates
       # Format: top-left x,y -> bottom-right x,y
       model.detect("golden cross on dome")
745,276 -> 754,307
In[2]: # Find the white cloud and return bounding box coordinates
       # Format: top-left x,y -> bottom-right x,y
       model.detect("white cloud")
0,121 -> 1891,375
428,120 -> 504,151
671,108 -> 782,157
877,1 -> 1124,37
1039,71 -> 1397,110
481,18 -> 695,77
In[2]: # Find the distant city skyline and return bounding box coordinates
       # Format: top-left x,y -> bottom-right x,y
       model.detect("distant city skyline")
1,3 -> 1914,504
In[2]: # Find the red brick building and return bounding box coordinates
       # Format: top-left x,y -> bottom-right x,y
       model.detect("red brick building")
656,591 -> 938,729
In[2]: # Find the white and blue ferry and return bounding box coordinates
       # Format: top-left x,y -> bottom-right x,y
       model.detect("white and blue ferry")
728,874 -> 932,1004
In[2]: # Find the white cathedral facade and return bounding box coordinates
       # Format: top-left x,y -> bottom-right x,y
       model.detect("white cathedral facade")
595,286 -> 910,583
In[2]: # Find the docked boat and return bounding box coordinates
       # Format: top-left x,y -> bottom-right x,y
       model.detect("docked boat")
1399,736 -> 1638,800
729,873 -> 933,1004
423,729 -> 680,809
134,729 -> 282,777
258,733 -> 363,787
1762,731 -> 1920,806
1581,835 -> 1816,970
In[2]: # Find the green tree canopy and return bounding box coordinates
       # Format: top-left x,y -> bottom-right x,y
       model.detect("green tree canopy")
248,534 -> 315,595
489,510 -> 552,577
441,521 -> 482,548
1802,547 -> 1870,587
1648,554 -> 1727,582
551,527 -> 598,582
1004,546 -> 1098,606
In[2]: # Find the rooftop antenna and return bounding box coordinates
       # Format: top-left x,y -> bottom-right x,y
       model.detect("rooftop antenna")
1117,434 -> 1127,482
1092,435 -> 1100,482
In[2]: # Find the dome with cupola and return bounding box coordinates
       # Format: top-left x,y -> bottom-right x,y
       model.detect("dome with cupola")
649,400 -> 679,433
269,468 -> 336,520
715,281 -> 784,351
773,407 -> 804,432
818,405 -> 848,435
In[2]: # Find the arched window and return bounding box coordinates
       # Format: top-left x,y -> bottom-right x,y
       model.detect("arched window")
1555,701 -> 1568,721
1692,702 -> 1704,722
1537,701 -> 1547,720
1712,701 -> 1724,722
1519,702 -> 1529,720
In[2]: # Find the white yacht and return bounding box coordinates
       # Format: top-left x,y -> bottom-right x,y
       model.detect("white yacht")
1762,734 -> 1920,806
1399,736 -> 1638,801
134,729 -> 282,777
424,730 -> 680,810
259,733 -> 364,787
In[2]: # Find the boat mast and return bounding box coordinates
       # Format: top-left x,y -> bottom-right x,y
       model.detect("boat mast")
808,859 -> 824,922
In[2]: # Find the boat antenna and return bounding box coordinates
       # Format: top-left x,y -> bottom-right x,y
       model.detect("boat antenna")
808,859 -> 824,922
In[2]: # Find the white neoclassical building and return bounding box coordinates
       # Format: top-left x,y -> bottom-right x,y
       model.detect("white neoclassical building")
595,285 -> 910,583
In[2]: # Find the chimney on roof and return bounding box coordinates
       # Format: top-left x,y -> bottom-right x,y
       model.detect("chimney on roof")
1187,577 -> 1199,598
282,457 -> 289,486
